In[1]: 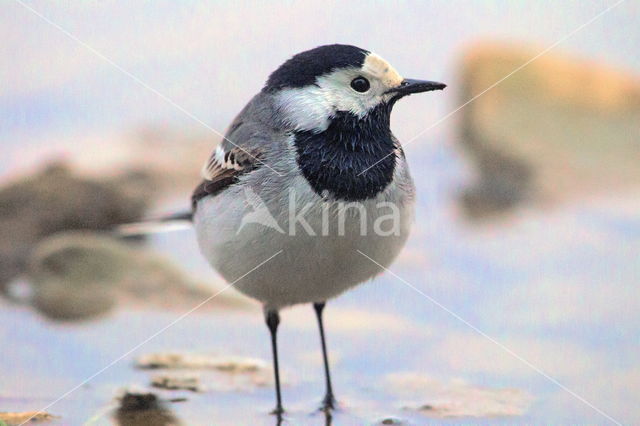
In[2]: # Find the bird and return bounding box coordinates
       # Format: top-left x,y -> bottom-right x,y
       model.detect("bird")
134,44 -> 445,417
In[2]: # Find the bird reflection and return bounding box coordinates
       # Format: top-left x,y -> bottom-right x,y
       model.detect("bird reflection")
273,409 -> 332,426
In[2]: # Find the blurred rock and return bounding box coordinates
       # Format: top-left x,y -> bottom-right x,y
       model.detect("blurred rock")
123,127 -> 214,196
26,232 -> 252,321
151,374 -> 201,392
136,353 -> 268,372
0,163 -> 154,293
386,372 -> 531,418
458,43 -> 640,219
377,417 -> 407,425
115,392 -> 180,426
56,126 -> 214,199
0,411 -> 56,424
137,352 -> 275,391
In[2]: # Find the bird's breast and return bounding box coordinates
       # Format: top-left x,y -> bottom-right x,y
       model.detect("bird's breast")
292,106 -> 398,201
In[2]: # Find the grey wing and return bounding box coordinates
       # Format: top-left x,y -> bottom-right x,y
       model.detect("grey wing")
191,126 -> 260,209
191,97 -> 279,210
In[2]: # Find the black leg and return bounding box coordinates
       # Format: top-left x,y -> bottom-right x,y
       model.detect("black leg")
265,309 -> 284,417
323,409 -> 333,426
314,302 -> 336,411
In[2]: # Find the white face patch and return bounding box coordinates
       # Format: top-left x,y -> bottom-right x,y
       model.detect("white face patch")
273,86 -> 333,132
273,51 -> 405,132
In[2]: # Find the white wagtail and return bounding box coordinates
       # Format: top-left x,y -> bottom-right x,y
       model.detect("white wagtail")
134,44 -> 444,416
191,44 -> 445,415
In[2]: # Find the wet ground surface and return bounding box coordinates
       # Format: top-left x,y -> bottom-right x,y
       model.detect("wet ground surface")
2,156 -> 638,424
0,303 -> 536,425
3,3 -> 640,423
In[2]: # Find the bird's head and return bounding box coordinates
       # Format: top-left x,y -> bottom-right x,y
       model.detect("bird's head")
264,44 -> 445,132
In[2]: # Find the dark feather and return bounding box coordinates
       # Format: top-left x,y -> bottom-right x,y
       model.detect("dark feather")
192,146 -> 261,209
293,103 -> 398,201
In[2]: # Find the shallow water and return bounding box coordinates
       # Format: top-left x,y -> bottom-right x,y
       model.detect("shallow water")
2,1 -> 640,424
3,154 -> 639,424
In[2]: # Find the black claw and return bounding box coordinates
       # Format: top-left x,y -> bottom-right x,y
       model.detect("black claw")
324,395 -> 336,408
321,406 -> 334,425
272,408 -> 284,426
320,392 -> 337,411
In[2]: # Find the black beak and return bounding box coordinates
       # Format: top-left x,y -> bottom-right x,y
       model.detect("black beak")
387,79 -> 446,98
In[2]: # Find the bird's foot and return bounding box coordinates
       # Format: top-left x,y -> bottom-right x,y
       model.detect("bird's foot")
319,394 -> 337,412
270,405 -> 285,417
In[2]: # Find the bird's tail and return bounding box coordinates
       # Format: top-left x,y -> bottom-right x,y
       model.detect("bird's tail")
114,211 -> 193,237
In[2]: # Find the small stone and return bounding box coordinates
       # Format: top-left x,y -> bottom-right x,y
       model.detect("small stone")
136,353 -> 268,372
137,352 -> 276,391
151,374 -> 201,392
0,411 -> 56,424
119,392 -> 160,411
115,392 -> 179,426
379,417 -> 406,425
386,372 -> 532,418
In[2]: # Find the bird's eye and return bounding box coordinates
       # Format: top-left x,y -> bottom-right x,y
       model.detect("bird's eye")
350,77 -> 370,93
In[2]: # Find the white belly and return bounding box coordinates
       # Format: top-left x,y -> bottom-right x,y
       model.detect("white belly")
194,174 -> 414,310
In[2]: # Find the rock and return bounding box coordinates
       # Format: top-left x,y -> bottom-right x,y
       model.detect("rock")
136,353 -> 268,372
457,43 -> 640,219
386,372 -> 532,418
118,392 -> 161,411
0,411 -> 56,424
37,126 -> 215,200
137,352 -> 275,391
115,392 -> 180,426
26,232 -> 252,321
118,127 -> 214,197
151,374 -> 201,392
377,417 -> 407,425
0,163 -> 154,293
30,279 -> 115,321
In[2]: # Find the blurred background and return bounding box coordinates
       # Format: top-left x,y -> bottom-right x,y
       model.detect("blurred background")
1,1 -> 639,425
